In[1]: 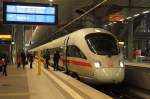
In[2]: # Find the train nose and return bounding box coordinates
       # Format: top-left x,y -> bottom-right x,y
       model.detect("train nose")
112,68 -> 125,83
94,68 -> 125,84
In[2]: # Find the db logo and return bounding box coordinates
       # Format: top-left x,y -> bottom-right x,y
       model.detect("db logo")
107,63 -> 113,68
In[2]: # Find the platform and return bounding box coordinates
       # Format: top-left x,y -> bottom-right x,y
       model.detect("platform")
0,65 -> 68,99
125,60 -> 150,68
0,63 -> 112,99
0,65 -> 29,99
124,60 -> 150,98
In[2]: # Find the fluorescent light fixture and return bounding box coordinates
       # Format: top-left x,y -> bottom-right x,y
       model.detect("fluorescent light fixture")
119,19 -> 124,22
95,29 -> 101,32
25,43 -> 30,47
126,17 -> 132,20
108,23 -> 112,25
49,0 -> 53,2
133,13 -> 140,17
142,10 -> 149,14
104,24 -> 108,27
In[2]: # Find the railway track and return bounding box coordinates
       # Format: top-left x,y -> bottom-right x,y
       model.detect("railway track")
91,83 -> 145,99
55,66 -> 148,99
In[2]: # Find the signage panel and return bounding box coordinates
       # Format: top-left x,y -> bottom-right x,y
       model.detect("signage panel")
3,2 -> 58,25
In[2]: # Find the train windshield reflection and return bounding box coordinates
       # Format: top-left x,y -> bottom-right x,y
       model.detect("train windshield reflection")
86,33 -> 119,55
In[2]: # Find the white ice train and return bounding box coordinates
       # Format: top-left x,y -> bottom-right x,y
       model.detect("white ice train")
31,28 -> 125,84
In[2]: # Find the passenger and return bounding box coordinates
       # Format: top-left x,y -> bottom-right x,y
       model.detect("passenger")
26,51 -> 30,64
43,52 -> 50,69
17,52 -> 21,68
53,50 -> 60,71
29,53 -> 34,69
0,57 -> 3,74
2,54 -> 8,76
21,51 -> 26,69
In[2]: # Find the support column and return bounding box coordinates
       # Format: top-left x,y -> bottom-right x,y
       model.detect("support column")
15,25 -> 24,64
128,20 -> 134,60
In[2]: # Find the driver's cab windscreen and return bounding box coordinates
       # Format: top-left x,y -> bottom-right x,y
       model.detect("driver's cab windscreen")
85,33 -> 119,55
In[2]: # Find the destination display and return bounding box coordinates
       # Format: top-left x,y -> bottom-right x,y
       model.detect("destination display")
3,2 -> 58,25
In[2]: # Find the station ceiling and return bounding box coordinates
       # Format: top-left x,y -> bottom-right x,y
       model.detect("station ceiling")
0,0 -> 150,35
0,0 -> 150,24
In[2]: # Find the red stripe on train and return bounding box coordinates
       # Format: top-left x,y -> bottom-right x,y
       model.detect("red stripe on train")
62,58 -> 92,68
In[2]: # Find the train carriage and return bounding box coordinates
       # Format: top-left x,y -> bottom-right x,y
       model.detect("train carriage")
31,28 -> 125,84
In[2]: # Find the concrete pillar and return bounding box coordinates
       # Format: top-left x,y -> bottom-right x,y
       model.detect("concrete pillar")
13,25 -> 24,64
128,20 -> 134,60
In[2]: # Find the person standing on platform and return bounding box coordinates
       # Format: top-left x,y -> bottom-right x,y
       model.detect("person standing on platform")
0,57 -> 3,73
29,53 -> 34,69
21,51 -> 26,69
26,51 -> 30,64
2,54 -> 8,76
17,52 -> 21,68
53,50 -> 60,71
43,52 -> 50,69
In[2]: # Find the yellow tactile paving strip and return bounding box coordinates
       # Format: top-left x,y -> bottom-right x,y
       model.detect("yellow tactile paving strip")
0,92 -> 29,96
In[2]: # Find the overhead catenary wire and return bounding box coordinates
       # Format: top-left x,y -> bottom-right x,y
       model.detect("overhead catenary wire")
29,0 -> 109,50
54,0 -> 109,34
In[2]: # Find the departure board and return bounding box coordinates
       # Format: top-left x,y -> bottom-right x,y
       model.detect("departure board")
3,2 -> 58,25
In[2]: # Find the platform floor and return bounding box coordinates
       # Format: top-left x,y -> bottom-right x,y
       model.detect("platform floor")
0,65 -> 29,99
0,61 -> 149,99
0,65 -> 68,99
125,60 -> 150,68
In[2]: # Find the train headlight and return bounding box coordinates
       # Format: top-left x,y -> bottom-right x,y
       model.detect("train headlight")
119,61 -> 124,67
94,62 -> 101,69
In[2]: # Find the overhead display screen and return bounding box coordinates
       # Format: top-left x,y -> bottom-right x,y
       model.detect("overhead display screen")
3,2 -> 58,25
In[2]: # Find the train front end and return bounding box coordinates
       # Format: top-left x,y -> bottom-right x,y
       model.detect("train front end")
92,57 -> 125,84
85,30 -> 125,84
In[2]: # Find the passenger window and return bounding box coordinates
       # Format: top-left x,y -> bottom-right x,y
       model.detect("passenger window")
68,45 -> 86,59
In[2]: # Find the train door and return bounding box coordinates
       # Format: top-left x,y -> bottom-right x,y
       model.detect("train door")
63,37 -> 69,73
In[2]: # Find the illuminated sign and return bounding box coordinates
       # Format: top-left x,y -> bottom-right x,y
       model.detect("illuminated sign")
109,12 -> 124,22
118,41 -> 124,45
3,2 -> 58,25
0,35 -> 12,39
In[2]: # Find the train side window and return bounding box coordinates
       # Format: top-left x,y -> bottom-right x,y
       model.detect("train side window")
68,45 -> 86,59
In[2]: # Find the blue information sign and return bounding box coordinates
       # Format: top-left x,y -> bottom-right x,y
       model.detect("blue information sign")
3,2 -> 58,25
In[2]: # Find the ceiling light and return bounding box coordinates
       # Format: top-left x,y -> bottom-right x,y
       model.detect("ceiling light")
126,17 -> 132,20
113,22 -> 117,24
142,10 -> 149,14
133,14 -> 140,17
104,24 -> 108,27
108,23 -> 112,25
119,19 -> 124,22
25,43 -> 30,47
49,0 -> 53,2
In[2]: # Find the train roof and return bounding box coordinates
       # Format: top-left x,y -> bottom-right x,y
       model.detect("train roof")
30,28 -> 114,51
66,28 -> 112,37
